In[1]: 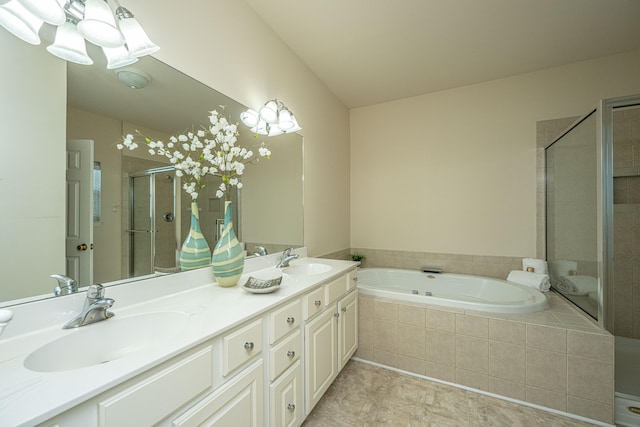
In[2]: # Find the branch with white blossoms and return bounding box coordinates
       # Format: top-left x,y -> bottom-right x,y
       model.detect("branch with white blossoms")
117,107 -> 271,201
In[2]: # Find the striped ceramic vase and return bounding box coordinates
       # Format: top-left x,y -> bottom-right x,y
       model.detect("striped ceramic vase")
211,200 -> 245,287
179,201 -> 211,271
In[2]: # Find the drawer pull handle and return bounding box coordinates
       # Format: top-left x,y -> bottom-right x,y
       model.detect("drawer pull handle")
314,300 -> 322,306
286,317 -> 295,324
244,342 -> 254,351
287,403 -> 296,412
287,350 -> 295,358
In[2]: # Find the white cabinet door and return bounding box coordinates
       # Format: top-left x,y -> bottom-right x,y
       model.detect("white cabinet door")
338,290 -> 358,370
304,308 -> 337,414
270,361 -> 303,427
172,360 -> 264,427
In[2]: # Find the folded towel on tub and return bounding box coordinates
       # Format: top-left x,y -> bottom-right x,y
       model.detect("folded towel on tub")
548,260 -> 578,283
556,275 -> 598,296
522,258 -> 548,274
507,270 -> 550,291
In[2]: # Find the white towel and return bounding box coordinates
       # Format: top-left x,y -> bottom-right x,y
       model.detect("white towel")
507,270 -> 550,291
522,258 -> 548,274
548,260 -> 578,283
556,275 -> 598,296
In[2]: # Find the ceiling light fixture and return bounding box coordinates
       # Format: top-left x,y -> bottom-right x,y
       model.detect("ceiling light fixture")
116,67 -> 151,89
241,99 -> 301,137
0,0 -> 158,68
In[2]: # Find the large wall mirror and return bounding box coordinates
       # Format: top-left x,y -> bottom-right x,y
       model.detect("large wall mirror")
1,45 -> 303,307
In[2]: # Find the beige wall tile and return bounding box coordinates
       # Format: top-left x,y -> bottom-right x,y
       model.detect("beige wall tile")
567,356 -> 614,404
489,319 -> 525,345
525,347 -> 567,393
358,316 -> 374,350
424,361 -> 456,383
373,349 -> 398,368
425,308 -> 456,332
567,396 -> 614,424
373,318 -> 398,353
456,369 -> 488,391
489,341 -> 525,383
397,355 -> 426,376
397,323 -> 426,360
567,331 -> 614,363
456,335 -> 488,374
398,304 -> 426,327
359,296 -> 375,318
425,329 -> 456,367
488,377 -> 526,401
355,346 -> 373,360
456,314 -> 488,338
526,324 -> 567,353
374,300 -> 398,320
526,385 -> 567,412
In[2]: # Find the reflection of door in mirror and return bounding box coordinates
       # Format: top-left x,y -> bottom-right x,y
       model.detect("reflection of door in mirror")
65,139 -> 94,287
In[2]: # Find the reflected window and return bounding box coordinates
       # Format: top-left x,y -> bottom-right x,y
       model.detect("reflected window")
93,161 -> 101,223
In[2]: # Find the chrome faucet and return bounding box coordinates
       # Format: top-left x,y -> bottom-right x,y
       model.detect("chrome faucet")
63,284 -> 115,329
253,245 -> 268,257
276,248 -> 299,268
51,274 -> 78,296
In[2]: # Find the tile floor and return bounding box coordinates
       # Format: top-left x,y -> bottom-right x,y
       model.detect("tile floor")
302,360 -> 601,426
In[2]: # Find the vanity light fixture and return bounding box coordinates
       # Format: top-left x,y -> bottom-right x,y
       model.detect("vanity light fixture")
240,99 -> 302,137
0,0 -> 158,68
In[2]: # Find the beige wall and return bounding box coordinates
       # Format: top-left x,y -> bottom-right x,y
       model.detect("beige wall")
124,0 -> 351,257
0,32 -> 66,301
351,49 -> 640,257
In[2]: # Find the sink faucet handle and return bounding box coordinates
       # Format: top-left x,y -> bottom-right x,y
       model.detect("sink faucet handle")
86,284 -> 105,300
51,274 -> 78,296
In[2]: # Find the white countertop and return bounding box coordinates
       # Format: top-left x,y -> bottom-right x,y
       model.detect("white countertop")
0,252 -> 357,427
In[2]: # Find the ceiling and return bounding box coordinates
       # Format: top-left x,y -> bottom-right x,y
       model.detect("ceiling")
245,0 -> 640,108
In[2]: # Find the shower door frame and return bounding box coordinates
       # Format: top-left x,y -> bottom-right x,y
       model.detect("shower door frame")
127,166 -> 180,276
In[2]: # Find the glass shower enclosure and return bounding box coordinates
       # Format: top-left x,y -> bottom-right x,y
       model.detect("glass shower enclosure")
545,94 -> 640,426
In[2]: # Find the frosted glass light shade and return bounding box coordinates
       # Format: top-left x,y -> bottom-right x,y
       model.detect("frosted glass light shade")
103,45 -> 138,69
0,1 -> 42,45
77,0 -> 124,48
18,0 -> 65,25
277,109 -> 295,130
47,20 -> 93,65
259,100 -> 278,123
117,15 -> 159,58
240,109 -> 259,128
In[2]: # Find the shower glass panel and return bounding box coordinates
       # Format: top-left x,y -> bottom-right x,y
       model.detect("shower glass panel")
545,111 -> 599,320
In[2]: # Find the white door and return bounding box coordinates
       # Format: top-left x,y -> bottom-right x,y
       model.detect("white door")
66,139 -> 93,286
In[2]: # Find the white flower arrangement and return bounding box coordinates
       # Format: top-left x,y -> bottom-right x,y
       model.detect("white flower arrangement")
117,108 -> 271,200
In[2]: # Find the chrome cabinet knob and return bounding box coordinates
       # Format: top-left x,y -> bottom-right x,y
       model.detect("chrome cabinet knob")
334,312 -> 340,318
287,403 -> 296,412
287,350 -> 295,358
353,277 -> 358,281
314,300 -> 322,306
341,307 -> 347,312
244,342 -> 254,351
286,317 -> 295,324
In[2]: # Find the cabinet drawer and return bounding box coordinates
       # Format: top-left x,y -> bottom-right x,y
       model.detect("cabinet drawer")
223,319 -> 263,376
269,330 -> 301,381
325,275 -> 348,305
347,270 -> 358,291
303,286 -> 325,321
270,361 -> 303,427
98,347 -> 213,427
270,298 -> 302,344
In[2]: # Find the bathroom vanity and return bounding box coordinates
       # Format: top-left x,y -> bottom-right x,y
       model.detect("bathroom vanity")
0,251 -> 358,427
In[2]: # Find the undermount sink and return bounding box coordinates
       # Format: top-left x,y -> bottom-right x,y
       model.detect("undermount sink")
24,311 -> 189,372
283,263 -> 331,276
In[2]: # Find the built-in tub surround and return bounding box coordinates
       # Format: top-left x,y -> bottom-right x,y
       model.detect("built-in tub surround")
0,248 -> 357,426
357,291 -> 614,424
358,268 -> 548,313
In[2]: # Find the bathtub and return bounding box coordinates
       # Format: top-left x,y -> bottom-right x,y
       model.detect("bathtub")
357,268 -> 548,313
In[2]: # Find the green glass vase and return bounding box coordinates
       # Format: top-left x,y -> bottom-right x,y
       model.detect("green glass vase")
211,200 -> 245,287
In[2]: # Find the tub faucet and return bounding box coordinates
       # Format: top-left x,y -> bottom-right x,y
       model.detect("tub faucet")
63,284 -> 115,329
51,274 -> 78,296
253,245 -> 267,257
276,248 -> 299,268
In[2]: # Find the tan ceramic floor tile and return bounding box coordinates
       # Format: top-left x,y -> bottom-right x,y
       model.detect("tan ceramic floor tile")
302,360 -> 600,427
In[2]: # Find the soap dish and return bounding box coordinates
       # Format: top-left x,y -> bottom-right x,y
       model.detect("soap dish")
243,276 -> 283,294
